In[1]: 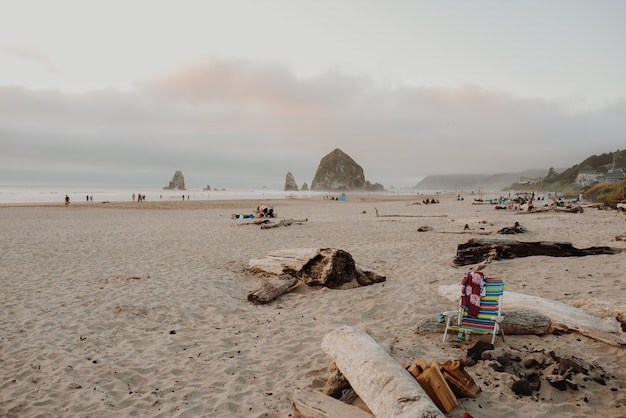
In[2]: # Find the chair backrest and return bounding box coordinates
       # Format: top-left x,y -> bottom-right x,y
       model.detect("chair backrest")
460,277 -> 504,333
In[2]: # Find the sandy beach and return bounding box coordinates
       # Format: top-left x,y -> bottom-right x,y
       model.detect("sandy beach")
1,194 -> 625,417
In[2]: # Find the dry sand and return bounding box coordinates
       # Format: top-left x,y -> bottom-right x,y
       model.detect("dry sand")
1,194 -> 625,417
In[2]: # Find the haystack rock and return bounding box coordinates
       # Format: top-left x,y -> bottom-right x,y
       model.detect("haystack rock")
163,170 -> 187,190
301,182 -> 309,191
311,148 -> 384,191
284,172 -> 299,191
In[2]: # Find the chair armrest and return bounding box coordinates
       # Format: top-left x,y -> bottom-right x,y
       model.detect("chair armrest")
441,310 -> 460,318
494,315 -> 504,323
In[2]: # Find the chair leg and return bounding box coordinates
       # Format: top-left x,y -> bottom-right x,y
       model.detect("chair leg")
443,318 -> 451,343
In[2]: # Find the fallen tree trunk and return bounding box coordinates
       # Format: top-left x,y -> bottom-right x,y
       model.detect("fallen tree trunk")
375,208 -> 448,218
237,218 -> 271,226
321,326 -> 444,418
247,275 -> 299,304
438,285 -> 625,346
436,230 -> 493,235
453,238 -> 621,266
260,218 -> 308,229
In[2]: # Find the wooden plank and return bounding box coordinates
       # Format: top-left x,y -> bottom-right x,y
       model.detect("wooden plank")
290,388 -> 373,418
415,367 -> 458,414
440,360 -> 481,398
322,326 -> 444,418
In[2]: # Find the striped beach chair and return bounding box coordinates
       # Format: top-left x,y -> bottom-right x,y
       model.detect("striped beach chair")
442,276 -> 505,345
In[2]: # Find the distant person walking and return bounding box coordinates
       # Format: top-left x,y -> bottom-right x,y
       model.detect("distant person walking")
65,194 -> 70,206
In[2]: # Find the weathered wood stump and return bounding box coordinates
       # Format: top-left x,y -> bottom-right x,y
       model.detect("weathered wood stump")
453,238 -> 621,266
247,248 -> 386,304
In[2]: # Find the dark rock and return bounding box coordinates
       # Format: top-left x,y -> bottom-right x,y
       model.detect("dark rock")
301,182 -> 309,191
526,372 -> 542,391
284,172 -> 299,191
591,374 -> 606,385
489,361 -> 505,372
468,341 -> 494,362
558,357 -> 587,376
512,379 -> 533,396
311,148 -> 384,191
523,357 -> 538,369
566,380 -> 579,391
547,375 -> 567,391
163,170 -> 186,190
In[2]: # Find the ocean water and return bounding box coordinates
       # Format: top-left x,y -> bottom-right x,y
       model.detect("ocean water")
0,186 -> 323,204
0,186 -> 425,204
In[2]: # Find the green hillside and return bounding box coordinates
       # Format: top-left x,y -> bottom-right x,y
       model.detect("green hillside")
507,149 -> 626,201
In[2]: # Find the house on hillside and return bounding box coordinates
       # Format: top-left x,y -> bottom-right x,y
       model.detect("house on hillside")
518,176 -> 541,185
603,169 -> 625,183
576,171 -> 603,187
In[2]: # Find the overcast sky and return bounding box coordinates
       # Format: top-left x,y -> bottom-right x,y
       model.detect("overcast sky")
1,1 -> 625,189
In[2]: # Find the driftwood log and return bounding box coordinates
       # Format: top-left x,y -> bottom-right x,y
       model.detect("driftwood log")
321,326 -> 444,418
290,388 -> 373,418
260,218 -> 308,229
438,285 -> 625,346
247,248 -> 386,304
453,238 -> 621,266
375,208 -> 448,218
246,274 -> 299,304
416,310 -> 552,336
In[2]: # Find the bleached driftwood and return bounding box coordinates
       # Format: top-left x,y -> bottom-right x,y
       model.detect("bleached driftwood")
249,248 -> 321,276
290,388 -> 373,418
260,218 -> 308,229
436,230 -> 493,235
246,249 -> 386,303
321,326 -> 444,418
248,248 -> 386,288
237,218 -> 271,226
375,208 -> 448,218
247,275 -> 299,304
438,285 -> 625,346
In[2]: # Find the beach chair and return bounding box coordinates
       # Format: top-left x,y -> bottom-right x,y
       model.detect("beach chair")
442,273 -> 505,345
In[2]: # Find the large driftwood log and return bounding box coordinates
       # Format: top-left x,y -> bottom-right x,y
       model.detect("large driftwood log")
415,310 -> 551,336
438,285 -> 625,346
247,274 -> 299,304
290,388 -> 373,418
246,249 -> 386,303
248,248 -> 386,288
453,238 -> 621,266
321,326 -> 444,418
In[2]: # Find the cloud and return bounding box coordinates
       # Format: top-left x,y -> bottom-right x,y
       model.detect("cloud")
5,45 -> 58,74
1,58 -> 625,189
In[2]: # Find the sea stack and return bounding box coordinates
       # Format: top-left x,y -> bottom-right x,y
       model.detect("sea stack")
163,170 -> 187,190
311,148 -> 384,191
284,172 -> 299,191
